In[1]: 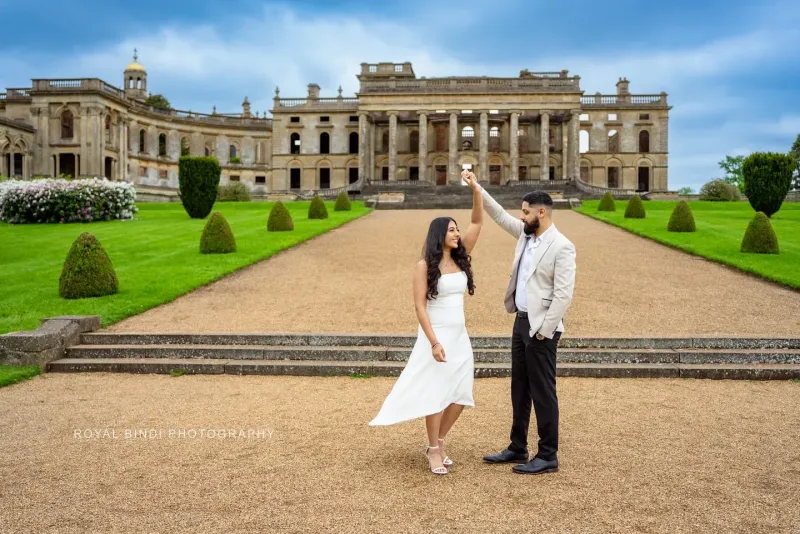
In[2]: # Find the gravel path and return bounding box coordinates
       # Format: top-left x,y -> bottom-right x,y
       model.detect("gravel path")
1,374 -> 798,533
109,209 -> 800,337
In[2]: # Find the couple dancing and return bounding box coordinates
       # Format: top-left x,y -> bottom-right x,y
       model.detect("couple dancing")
368,169 -> 577,476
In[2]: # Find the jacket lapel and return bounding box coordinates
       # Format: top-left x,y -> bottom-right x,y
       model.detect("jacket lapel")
528,228 -> 558,280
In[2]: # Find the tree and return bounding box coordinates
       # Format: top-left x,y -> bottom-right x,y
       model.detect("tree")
790,134 -> 800,191
145,93 -> 171,110
677,186 -> 694,195
718,155 -> 745,192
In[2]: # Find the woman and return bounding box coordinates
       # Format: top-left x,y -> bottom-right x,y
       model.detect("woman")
369,170 -> 483,475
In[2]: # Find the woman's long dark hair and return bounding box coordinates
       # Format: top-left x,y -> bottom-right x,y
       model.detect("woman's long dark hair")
423,217 -> 475,300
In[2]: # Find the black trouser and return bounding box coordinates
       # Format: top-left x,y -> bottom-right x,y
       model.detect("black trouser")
508,314 -> 561,461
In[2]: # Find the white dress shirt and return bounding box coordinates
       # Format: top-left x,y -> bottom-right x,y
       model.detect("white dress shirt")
514,232 -> 542,313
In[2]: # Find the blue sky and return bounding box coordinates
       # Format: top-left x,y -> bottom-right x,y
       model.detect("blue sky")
1,0 -> 799,190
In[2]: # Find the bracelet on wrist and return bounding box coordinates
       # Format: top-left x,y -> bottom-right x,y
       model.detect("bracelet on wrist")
431,342 -> 441,349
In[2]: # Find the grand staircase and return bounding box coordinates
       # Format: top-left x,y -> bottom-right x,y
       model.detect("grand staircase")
47,333 -> 800,380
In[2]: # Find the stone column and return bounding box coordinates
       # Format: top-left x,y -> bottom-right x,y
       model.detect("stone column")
370,121 -> 376,181
35,106 -> 51,176
388,112 -> 397,181
569,110 -> 580,181
79,107 -> 89,177
418,112 -> 428,182
358,112 -> 368,181
540,110 -> 550,181
479,112 -> 488,182
510,111 -> 520,182
448,111 -> 458,183
562,122 -> 568,181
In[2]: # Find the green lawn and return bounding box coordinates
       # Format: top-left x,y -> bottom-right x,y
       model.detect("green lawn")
0,365 -> 41,387
576,200 -> 800,290
0,201 -> 371,335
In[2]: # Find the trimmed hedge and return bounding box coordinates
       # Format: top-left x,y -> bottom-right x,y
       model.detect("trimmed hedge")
200,212 -> 237,254
334,191 -> 352,211
267,201 -> 294,231
178,156 -> 220,219
217,182 -> 251,202
0,178 -> 137,224
624,195 -> 646,218
59,232 -> 119,299
742,152 -> 795,217
699,179 -> 741,201
667,201 -> 696,232
308,195 -> 328,219
741,212 -> 779,254
597,191 -> 616,211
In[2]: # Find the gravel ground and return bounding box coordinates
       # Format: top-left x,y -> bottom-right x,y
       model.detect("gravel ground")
108,209 -> 800,337
1,373 -> 798,533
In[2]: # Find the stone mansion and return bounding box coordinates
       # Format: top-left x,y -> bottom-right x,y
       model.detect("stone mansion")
0,56 -> 671,194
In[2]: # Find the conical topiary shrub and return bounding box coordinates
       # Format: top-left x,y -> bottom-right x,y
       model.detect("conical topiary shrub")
308,195 -> 328,219
667,201 -> 696,232
624,195 -> 646,219
59,232 -> 119,299
597,191 -> 616,212
334,191 -> 352,212
741,212 -> 779,254
267,201 -> 294,232
200,212 -> 236,254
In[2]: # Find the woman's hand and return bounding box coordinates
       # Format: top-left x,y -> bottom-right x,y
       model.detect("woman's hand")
461,170 -> 480,191
432,343 -> 447,362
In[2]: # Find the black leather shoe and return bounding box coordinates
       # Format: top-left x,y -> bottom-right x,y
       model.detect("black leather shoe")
512,457 -> 559,475
483,449 -> 529,464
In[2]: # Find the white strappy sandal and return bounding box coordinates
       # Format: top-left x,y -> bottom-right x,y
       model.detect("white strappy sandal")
439,438 -> 453,467
424,445 -> 448,475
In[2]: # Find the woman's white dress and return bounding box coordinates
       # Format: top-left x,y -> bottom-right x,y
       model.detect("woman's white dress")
369,271 -> 475,426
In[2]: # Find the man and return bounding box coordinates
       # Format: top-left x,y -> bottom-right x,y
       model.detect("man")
462,171 -> 576,475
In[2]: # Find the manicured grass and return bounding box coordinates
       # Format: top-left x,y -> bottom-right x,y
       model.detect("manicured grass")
576,200 -> 800,290
0,365 -> 41,388
0,201 -> 371,335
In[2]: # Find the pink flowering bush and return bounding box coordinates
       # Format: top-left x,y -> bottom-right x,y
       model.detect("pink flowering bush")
0,178 -> 138,224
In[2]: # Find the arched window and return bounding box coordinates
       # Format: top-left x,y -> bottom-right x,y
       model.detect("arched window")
61,110 -> 74,139
290,133 -> 300,154
349,132 -> 359,154
104,115 -> 112,144
639,130 -> 650,153
139,129 -> 146,153
204,146 -> 210,157
136,77 -> 141,89
181,137 -> 190,157
230,144 -> 237,159
382,131 -> 389,153
607,130 -> 619,153
320,132 -> 330,154
158,133 -> 167,157
579,130 -> 590,153
409,130 -> 419,153
461,126 -> 474,138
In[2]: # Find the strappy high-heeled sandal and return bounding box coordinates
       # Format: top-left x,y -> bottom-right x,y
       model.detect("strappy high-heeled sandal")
438,438 -> 453,467
424,445 -> 448,475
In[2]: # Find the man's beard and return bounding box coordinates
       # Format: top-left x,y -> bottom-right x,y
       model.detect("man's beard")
523,216 -> 540,235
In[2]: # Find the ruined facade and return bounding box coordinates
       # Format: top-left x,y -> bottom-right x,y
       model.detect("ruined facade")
0,57 -> 671,194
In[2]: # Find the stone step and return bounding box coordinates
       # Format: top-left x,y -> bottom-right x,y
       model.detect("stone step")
46,358 -> 800,380
63,344 -> 800,364
79,333 -> 800,350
